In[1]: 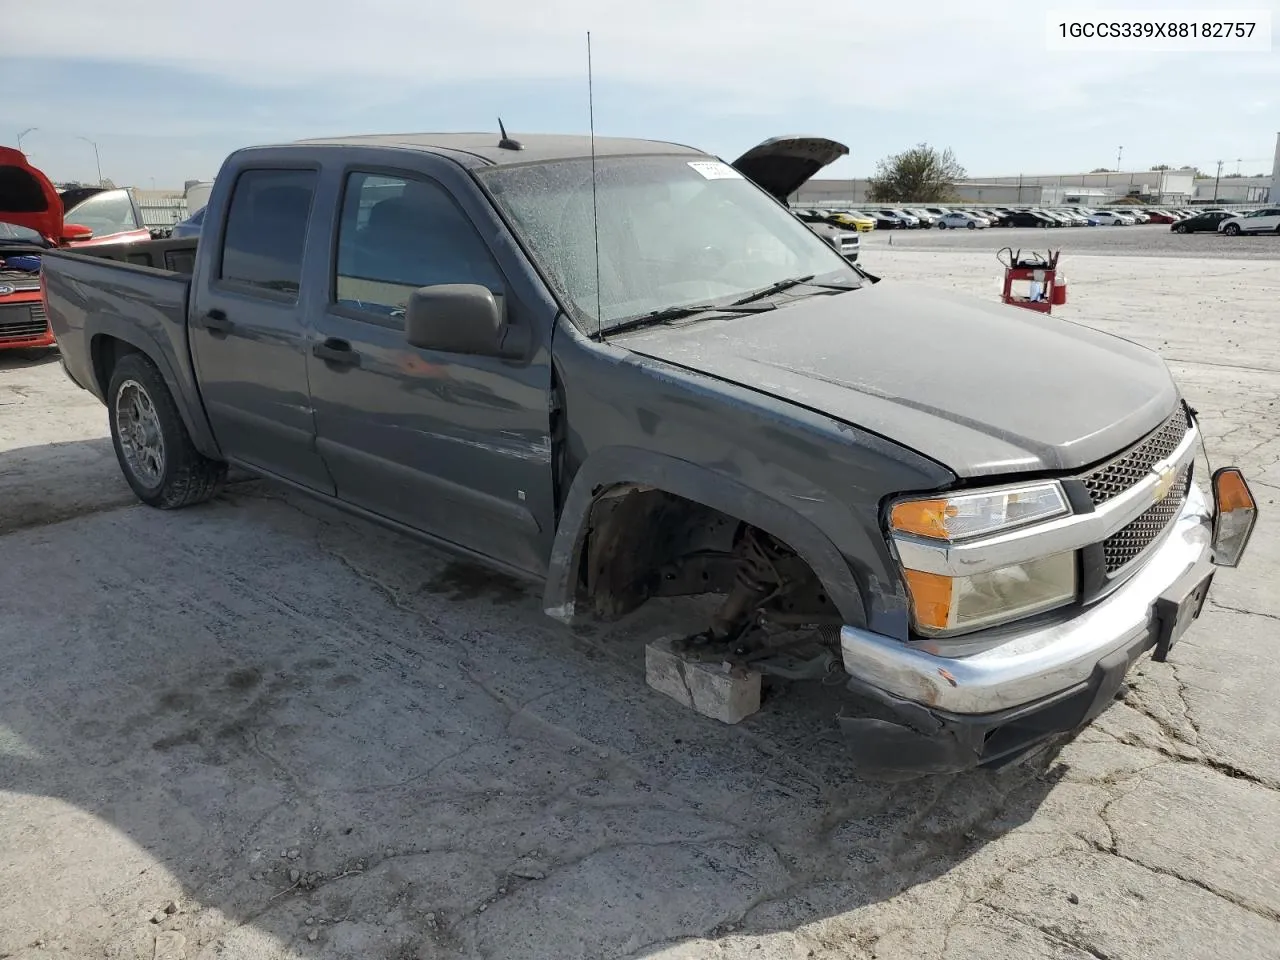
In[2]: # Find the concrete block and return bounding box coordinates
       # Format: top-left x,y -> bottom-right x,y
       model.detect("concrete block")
645,637 -> 761,725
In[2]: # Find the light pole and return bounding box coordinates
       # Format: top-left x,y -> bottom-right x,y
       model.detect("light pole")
1213,160 -> 1224,203
1117,145 -> 1123,170
77,136 -> 103,185
17,127 -> 37,151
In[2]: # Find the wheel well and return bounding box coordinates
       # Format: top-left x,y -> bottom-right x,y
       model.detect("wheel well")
90,335 -> 141,396
576,485 -> 840,632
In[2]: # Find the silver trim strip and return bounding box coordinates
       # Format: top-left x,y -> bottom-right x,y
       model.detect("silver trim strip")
893,422 -> 1199,577
842,483 -> 1212,715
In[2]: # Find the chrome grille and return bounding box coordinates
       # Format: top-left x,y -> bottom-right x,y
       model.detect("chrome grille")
1081,407 -> 1191,505
1102,465 -> 1192,574
0,302 -> 50,341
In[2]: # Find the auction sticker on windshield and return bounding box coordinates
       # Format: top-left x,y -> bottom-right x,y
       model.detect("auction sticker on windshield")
687,161 -> 744,180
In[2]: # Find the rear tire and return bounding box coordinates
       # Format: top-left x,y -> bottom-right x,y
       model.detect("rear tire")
1174,223 -> 1188,234
108,352 -> 227,509
1224,223 -> 1241,236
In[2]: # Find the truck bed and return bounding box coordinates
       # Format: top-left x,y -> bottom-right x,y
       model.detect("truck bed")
42,242 -> 199,419
67,236 -> 199,275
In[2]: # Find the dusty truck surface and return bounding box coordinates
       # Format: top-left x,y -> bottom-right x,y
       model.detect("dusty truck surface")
41,130 -> 1257,775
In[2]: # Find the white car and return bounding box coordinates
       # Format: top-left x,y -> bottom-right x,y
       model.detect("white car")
935,211 -> 986,229
1091,210 -> 1135,225
1218,207 -> 1280,236
903,207 -> 938,227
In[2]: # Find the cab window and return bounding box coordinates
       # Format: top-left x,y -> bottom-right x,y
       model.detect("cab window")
218,169 -> 317,298
332,172 -> 503,323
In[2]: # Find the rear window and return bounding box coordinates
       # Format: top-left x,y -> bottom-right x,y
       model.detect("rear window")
219,169 -> 317,297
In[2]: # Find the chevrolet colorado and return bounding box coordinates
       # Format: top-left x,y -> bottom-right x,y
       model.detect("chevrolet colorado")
40,130 -> 1257,775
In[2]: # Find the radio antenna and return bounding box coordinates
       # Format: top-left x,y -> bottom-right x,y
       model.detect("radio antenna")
587,30 -> 603,339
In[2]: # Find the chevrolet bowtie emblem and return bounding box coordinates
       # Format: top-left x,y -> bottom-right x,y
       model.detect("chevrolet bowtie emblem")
1153,464 -> 1177,502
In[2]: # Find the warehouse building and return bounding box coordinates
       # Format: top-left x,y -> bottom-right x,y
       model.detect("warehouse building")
791,134 -> 1279,208
791,169 -> 1195,207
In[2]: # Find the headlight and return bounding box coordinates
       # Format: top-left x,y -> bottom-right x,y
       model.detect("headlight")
888,481 -> 1069,541
888,482 -> 1076,636
901,554 -> 1077,635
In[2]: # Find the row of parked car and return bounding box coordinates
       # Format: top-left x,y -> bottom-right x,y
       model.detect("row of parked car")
1174,206 -> 1280,235
792,203 -> 1255,232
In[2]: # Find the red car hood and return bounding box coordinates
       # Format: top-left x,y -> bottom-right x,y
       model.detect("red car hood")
0,146 -> 63,244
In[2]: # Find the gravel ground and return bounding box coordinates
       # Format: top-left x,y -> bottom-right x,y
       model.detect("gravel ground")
1,246 -> 1278,960
863,222 -> 1280,260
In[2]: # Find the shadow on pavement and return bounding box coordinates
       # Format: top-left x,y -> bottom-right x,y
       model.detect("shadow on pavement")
0,345 -> 60,370
0,442 -> 1066,958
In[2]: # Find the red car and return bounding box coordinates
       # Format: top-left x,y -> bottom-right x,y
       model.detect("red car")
1143,210 -> 1178,224
1,146 -> 151,350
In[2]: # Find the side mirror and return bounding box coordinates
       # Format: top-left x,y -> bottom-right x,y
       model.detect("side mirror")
61,223 -> 94,243
403,283 -> 527,359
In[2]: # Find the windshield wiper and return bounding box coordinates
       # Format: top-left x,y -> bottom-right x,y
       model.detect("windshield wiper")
602,301 -> 774,337
731,275 -> 816,305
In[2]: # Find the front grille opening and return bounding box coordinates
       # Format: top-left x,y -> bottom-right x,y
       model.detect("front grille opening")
0,303 -> 50,341
1102,465 -> 1192,575
1081,407 -> 1191,506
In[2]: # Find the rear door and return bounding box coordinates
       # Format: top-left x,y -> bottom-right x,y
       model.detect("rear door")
1247,207 -> 1280,232
188,166 -> 335,493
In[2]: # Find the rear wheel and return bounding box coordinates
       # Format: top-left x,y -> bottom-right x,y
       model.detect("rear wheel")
937,221 -> 946,229
108,352 -> 226,508
1174,223 -> 1188,234
1224,223 -> 1241,236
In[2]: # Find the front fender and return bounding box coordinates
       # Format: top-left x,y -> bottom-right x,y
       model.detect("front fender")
542,445 -> 867,628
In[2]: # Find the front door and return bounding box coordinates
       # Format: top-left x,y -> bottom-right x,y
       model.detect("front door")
188,166 -> 334,493
306,167 -> 553,575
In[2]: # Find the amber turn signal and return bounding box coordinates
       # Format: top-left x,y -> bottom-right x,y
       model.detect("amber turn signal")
1211,467 -> 1257,568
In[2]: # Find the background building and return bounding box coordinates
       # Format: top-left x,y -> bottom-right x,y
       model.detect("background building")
792,134 -> 1280,208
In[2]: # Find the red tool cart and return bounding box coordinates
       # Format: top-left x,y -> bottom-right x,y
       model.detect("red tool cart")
998,248 -> 1066,314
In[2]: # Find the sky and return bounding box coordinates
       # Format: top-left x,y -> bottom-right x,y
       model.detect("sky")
2,0 -> 1278,190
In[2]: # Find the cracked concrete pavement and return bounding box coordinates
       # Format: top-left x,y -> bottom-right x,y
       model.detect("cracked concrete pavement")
0,248 -> 1277,959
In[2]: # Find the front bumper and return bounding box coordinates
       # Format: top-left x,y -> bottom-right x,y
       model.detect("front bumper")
838,483 -> 1215,774
0,297 -> 55,350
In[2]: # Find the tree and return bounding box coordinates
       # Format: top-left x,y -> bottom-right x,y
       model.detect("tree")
866,144 -> 965,202
1150,164 -> 1171,171
1090,167 -> 1113,173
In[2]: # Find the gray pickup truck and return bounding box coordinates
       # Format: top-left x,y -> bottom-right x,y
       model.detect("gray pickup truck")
41,129 -> 1257,776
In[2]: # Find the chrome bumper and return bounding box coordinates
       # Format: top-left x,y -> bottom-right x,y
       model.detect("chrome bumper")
840,482 -> 1212,716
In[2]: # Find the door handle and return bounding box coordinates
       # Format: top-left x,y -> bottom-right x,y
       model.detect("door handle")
203,309 -> 234,335
313,338 -> 360,367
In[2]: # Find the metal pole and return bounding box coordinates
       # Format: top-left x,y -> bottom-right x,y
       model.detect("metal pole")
17,127 -> 37,151
1213,160 -> 1223,202
78,136 -> 103,185
1117,146 -> 1123,170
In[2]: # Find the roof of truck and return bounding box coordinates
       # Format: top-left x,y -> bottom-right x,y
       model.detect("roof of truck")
293,132 -> 706,167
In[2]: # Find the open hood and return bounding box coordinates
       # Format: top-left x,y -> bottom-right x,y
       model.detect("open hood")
730,136 -> 849,202
0,146 -> 63,244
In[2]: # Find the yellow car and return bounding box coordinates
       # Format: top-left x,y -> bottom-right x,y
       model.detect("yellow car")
821,210 -> 876,232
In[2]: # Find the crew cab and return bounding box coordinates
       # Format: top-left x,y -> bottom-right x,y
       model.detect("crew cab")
41,131 -> 1257,775
1,146 -> 151,349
